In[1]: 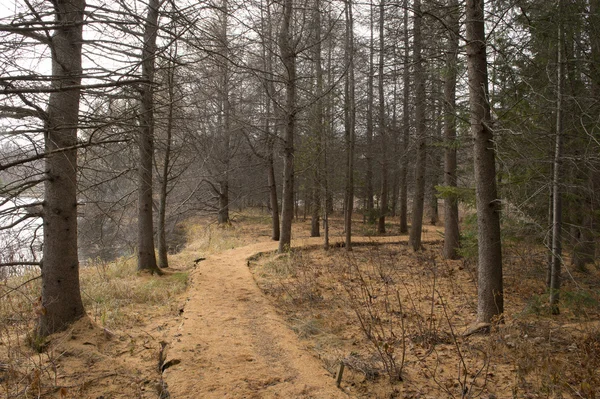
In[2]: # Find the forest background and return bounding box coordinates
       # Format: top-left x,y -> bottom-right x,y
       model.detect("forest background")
0,0 -> 599,397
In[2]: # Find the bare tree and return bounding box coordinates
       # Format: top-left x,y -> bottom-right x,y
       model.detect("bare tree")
549,4 -> 564,314
377,0 -> 389,234
262,0 -> 280,241
408,0 -> 426,251
137,0 -> 161,274
278,0 -> 297,252
156,44 -> 179,269
365,0 -> 376,225
398,0 -> 411,234
310,0 -> 324,238
344,0 -> 357,251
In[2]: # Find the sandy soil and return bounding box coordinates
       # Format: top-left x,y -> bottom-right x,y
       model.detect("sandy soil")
163,239 -> 344,398
5,216 -> 597,398
162,227 -> 442,398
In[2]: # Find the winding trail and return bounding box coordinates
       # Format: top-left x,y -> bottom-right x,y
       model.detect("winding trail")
163,231 -> 441,398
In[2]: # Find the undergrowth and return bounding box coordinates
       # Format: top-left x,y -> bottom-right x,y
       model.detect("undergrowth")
250,239 -> 600,398
82,256 -> 188,329
1,253 -> 190,398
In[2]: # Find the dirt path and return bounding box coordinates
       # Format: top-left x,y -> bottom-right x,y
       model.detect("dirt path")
163,231 -> 442,398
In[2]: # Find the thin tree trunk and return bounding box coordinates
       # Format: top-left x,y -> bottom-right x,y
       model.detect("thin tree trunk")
267,149 -> 280,240
549,10 -> 564,315
428,78 -> 441,226
398,0 -> 411,234
157,55 -> 176,269
365,0 -> 375,224
278,0 -> 296,252
377,0 -> 388,234
310,0 -> 324,237
262,0 -> 280,241
137,0 -> 161,274
218,0 -> 231,225
442,0 -> 460,260
408,0 -> 426,251
323,125 -> 330,249
218,180 -> 230,224
344,0 -> 356,250
390,55 -> 400,218
466,0 -> 503,323
546,184 -> 553,287
324,3 -> 334,251
38,0 -> 87,337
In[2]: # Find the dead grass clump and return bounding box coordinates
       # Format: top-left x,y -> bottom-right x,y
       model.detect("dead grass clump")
182,219 -> 244,255
81,257 -> 188,329
179,210 -> 274,259
1,252 -> 190,398
252,250 -> 324,306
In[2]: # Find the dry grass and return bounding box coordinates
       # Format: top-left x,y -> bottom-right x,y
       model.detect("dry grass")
250,237 -> 600,399
2,211 -> 599,398
81,256 -> 189,329
0,212 -> 275,398
0,238 -> 198,398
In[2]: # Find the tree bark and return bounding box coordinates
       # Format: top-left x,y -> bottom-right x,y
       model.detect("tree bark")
267,148 -> 280,240
377,0 -> 388,234
38,0 -> 87,337
442,0 -> 460,260
549,8 -> 564,315
571,0 -> 600,269
262,0 -> 280,241
466,0 -> 503,323
278,0 -> 296,252
137,0 -> 161,274
427,78 -> 441,226
218,0 -> 231,225
398,0 -> 411,234
365,0 -> 375,225
344,0 -> 356,251
310,0 -> 324,238
157,56 -> 176,269
408,0 -> 426,251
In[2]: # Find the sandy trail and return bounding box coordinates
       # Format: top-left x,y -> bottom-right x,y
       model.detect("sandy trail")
163,231 -> 441,398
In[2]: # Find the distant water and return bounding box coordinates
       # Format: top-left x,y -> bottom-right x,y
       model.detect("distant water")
0,197 -> 43,277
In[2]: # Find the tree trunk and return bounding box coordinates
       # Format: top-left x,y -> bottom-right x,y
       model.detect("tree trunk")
427,79 -> 441,226
137,0 -> 161,274
466,0 -> 503,323
390,62 -> 400,219
549,10 -> 564,315
365,0 -> 375,225
377,0 -> 388,235
408,0 -> 426,251
344,0 -> 356,251
218,180 -> 230,224
278,0 -> 296,252
157,56 -> 176,269
398,0 -> 411,234
267,150 -> 280,240
38,0 -> 87,337
218,0 -> 231,225
310,0 -> 324,238
262,0 -> 280,241
571,0 -> 600,269
442,0 -> 460,260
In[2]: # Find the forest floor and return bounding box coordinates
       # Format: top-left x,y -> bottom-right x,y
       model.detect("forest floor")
1,210 -> 600,398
